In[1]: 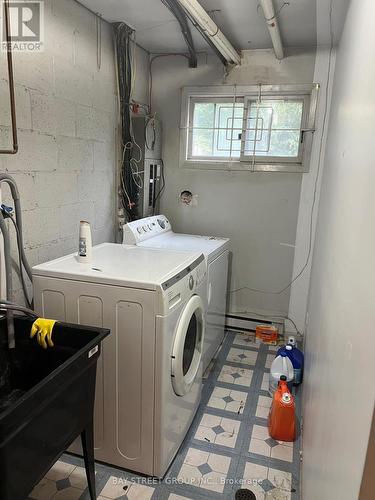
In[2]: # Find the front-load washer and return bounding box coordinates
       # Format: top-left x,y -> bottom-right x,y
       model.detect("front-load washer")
123,215 -> 230,371
32,243 -> 207,477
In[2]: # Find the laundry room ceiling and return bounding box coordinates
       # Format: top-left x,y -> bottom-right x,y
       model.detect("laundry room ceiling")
77,0 -> 346,53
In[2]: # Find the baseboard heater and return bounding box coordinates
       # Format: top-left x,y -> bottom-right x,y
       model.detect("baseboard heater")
225,313 -> 285,337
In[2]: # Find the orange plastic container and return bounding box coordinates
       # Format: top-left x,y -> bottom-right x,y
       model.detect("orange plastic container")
268,376 -> 296,442
256,325 -> 278,345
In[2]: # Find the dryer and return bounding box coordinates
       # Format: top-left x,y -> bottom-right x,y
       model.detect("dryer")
123,215 -> 230,371
32,243 -> 206,477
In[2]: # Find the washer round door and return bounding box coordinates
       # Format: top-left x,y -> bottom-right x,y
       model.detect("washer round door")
171,295 -> 205,396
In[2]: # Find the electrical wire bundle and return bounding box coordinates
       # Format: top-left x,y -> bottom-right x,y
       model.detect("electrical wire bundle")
113,22 -> 140,222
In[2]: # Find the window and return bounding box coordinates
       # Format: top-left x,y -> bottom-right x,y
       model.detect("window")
180,85 -> 319,172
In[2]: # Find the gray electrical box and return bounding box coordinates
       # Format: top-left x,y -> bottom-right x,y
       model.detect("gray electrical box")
131,115 -> 163,219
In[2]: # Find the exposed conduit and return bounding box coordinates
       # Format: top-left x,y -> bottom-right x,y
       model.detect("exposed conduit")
160,0 -> 198,68
259,0 -> 285,60
176,0 -> 241,65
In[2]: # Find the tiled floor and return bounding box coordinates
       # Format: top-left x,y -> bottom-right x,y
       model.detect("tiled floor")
29,331 -> 301,499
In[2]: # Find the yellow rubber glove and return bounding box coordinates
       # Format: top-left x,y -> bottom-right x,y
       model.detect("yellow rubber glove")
30,318 -> 57,349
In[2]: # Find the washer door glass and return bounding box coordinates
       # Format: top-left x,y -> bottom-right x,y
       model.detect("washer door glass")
171,295 -> 205,396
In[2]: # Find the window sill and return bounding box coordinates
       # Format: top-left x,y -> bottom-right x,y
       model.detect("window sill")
180,160 -> 309,173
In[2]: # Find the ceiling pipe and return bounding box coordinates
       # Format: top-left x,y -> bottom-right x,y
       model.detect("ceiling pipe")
259,0 -> 284,60
176,0 -> 241,66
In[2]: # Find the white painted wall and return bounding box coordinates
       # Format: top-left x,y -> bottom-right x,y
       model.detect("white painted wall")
152,48 -> 316,315
288,0 -> 350,334
302,1 -> 375,498
288,46 -> 336,333
0,0 -> 149,303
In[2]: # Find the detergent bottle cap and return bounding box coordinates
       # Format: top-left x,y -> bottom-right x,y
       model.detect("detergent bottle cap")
286,345 -> 292,351
282,393 -> 292,404
280,375 -> 287,381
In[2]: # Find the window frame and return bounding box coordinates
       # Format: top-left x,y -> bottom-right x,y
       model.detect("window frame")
179,84 -> 319,173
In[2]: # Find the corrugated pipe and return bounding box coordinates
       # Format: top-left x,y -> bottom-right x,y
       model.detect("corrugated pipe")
0,174 -> 33,348
259,0 -> 284,60
0,212 -> 15,348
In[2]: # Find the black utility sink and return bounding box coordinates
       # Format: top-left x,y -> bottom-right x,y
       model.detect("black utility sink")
0,316 -> 109,500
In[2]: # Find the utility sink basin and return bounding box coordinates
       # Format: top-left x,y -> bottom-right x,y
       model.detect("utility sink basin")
0,315 -> 109,500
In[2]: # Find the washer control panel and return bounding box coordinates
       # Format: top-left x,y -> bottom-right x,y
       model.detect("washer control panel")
123,215 -> 172,244
160,254 -> 207,314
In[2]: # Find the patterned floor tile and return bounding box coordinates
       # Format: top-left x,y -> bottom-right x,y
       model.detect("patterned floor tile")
265,354 -> 275,369
29,331 -> 300,500
68,466 -> 93,489
31,462 -> 88,499
242,461 -> 292,500
218,364 -> 254,387
53,487 -> 83,500
29,478 -> 57,500
97,475 -> 131,498
261,372 -> 270,391
45,461 -> 75,481
208,386 -> 247,414
168,494 -> 194,500
232,332 -> 257,348
195,413 -> 241,448
100,475 -> 154,499
267,344 -> 279,353
255,339 -> 281,351
227,347 -> 258,366
255,395 -> 272,419
125,482 -> 155,500
177,447 -> 231,493
249,425 -> 293,462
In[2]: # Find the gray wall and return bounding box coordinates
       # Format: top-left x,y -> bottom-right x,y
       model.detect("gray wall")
0,0 -> 148,303
302,0 -> 375,498
152,49 -> 316,315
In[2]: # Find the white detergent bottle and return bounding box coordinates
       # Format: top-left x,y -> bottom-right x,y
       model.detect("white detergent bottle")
269,353 -> 294,396
78,220 -> 92,264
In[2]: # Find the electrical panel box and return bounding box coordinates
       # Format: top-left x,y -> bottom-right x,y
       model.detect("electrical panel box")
131,115 -> 163,218
132,115 -> 162,160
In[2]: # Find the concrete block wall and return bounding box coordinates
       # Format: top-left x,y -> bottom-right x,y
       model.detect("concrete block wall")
0,0 -> 117,304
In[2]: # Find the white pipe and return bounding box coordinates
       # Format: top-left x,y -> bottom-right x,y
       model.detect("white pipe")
259,0 -> 284,60
177,0 -> 241,65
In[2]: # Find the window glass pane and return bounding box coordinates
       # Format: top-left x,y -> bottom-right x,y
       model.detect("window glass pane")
192,102 -> 215,157
190,100 -> 243,159
193,102 -> 215,128
244,99 -> 303,158
245,131 -> 301,157
192,129 -> 214,157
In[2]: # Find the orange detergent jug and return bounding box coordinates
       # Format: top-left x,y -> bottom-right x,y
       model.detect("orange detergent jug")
268,375 -> 296,442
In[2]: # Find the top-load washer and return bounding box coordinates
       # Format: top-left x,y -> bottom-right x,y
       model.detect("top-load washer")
123,215 -> 230,371
32,243 -> 207,477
